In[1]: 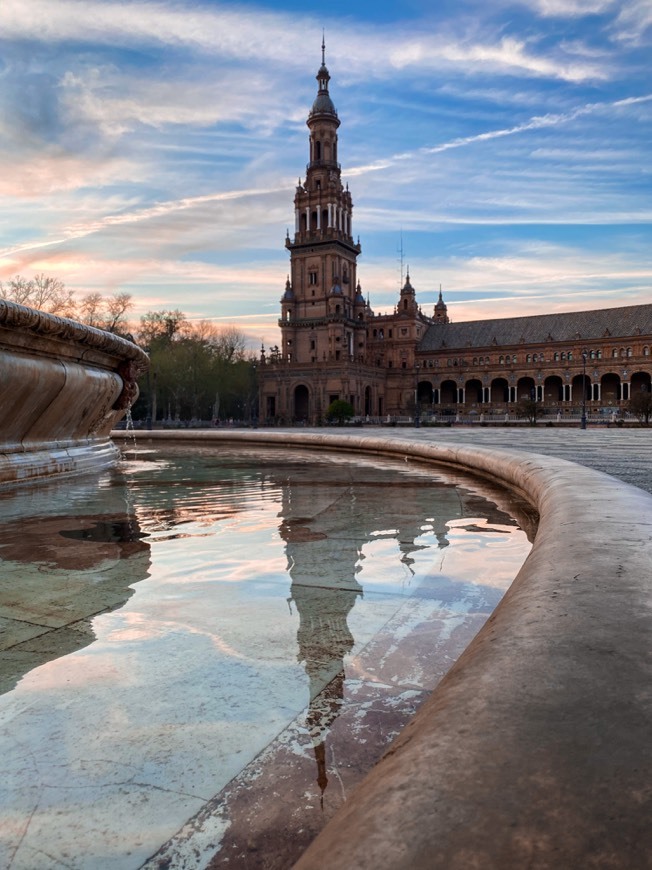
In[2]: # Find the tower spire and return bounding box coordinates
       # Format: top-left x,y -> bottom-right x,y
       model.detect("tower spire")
322,31 -> 325,66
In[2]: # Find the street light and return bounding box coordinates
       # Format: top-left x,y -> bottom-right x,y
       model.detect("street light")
414,362 -> 420,428
581,350 -> 588,430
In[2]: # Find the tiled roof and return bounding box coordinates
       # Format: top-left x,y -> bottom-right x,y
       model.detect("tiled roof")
418,303 -> 652,352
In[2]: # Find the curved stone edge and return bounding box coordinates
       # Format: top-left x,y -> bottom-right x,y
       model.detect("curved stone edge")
112,430 -> 652,869
0,440 -> 121,487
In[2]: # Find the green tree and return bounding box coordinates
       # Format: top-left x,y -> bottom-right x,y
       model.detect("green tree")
133,313 -> 255,425
326,399 -> 354,425
629,389 -> 652,426
515,398 -> 540,425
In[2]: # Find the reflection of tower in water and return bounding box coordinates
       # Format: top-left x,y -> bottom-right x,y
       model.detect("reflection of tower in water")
289,576 -> 362,801
278,463 -> 450,803
280,477 -> 365,805
277,459 -> 513,803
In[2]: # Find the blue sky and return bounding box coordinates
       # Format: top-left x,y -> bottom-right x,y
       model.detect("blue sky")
1,0 -> 650,348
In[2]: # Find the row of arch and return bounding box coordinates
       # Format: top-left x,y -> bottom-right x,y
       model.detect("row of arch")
418,371 -> 651,405
290,371 -> 651,421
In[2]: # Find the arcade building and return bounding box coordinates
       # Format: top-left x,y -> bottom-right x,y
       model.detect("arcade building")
258,47 -> 652,424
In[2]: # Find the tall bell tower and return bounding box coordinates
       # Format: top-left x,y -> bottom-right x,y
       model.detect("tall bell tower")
280,40 -> 364,365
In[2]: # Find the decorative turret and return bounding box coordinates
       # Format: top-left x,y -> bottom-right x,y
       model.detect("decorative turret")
282,276 -> 294,301
399,269 -> 418,314
434,285 -> 450,323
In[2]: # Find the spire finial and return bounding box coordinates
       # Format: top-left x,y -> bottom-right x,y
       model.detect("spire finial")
322,31 -> 326,65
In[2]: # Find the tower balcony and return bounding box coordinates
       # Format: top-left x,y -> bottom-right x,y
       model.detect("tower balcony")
306,160 -> 341,173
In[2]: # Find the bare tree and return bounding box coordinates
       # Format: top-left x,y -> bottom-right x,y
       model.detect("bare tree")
104,292 -> 133,333
213,325 -> 246,363
1,273 -> 75,316
79,292 -> 104,327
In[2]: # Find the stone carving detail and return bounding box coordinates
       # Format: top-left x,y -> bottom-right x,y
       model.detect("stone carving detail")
0,299 -> 148,370
113,360 -> 140,410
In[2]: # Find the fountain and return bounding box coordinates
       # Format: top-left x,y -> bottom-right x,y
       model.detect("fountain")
0,299 -> 148,486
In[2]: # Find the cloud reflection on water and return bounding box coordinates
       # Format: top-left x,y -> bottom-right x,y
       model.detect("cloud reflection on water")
0,447 -> 531,869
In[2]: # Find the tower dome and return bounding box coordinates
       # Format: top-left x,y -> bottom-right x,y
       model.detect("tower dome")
309,38 -> 339,122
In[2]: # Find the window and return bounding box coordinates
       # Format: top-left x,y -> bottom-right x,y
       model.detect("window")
526,354 -> 531,363
644,346 -> 650,357
612,348 -> 618,358
499,355 -> 504,364
309,271 -> 318,285
627,347 -> 633,357
554,352 -> 559,361
597,350 -> 602,359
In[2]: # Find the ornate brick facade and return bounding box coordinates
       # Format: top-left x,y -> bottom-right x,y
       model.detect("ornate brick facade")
259,49 -> 652,424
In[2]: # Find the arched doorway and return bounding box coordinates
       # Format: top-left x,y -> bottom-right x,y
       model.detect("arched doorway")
491,377 -> 509,404
517,377 -> 536,401
601,373 -> 620,404
631,371 -> 652,393
465,378 -> 483,405
294,384 -> 310,421
440,379 -> 457,405
364,385 -> 372,416
417,380 -> 433,408
544,375 -> 563,404
572,373 -> 591,401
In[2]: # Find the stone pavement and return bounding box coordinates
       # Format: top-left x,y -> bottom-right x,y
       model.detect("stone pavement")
305,426 -> 652,495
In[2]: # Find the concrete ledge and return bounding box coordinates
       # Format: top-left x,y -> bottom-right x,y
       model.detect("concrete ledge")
113,430 -> 652,868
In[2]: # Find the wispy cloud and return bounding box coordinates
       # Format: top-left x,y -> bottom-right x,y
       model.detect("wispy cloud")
1,0 -> 614,84
0,0 -> 649,344
350,92 -> 652,178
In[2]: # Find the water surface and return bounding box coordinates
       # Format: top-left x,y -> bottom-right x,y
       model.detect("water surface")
0,447 -> 532,869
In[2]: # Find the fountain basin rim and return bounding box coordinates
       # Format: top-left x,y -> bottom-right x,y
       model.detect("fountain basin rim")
112,429 -> 652,869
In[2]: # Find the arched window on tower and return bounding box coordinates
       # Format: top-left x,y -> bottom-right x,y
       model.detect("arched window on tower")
315,141 -> 322,161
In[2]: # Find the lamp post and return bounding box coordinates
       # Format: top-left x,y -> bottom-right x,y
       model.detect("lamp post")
414,362 -> 420,428
581,350 -> 588,430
